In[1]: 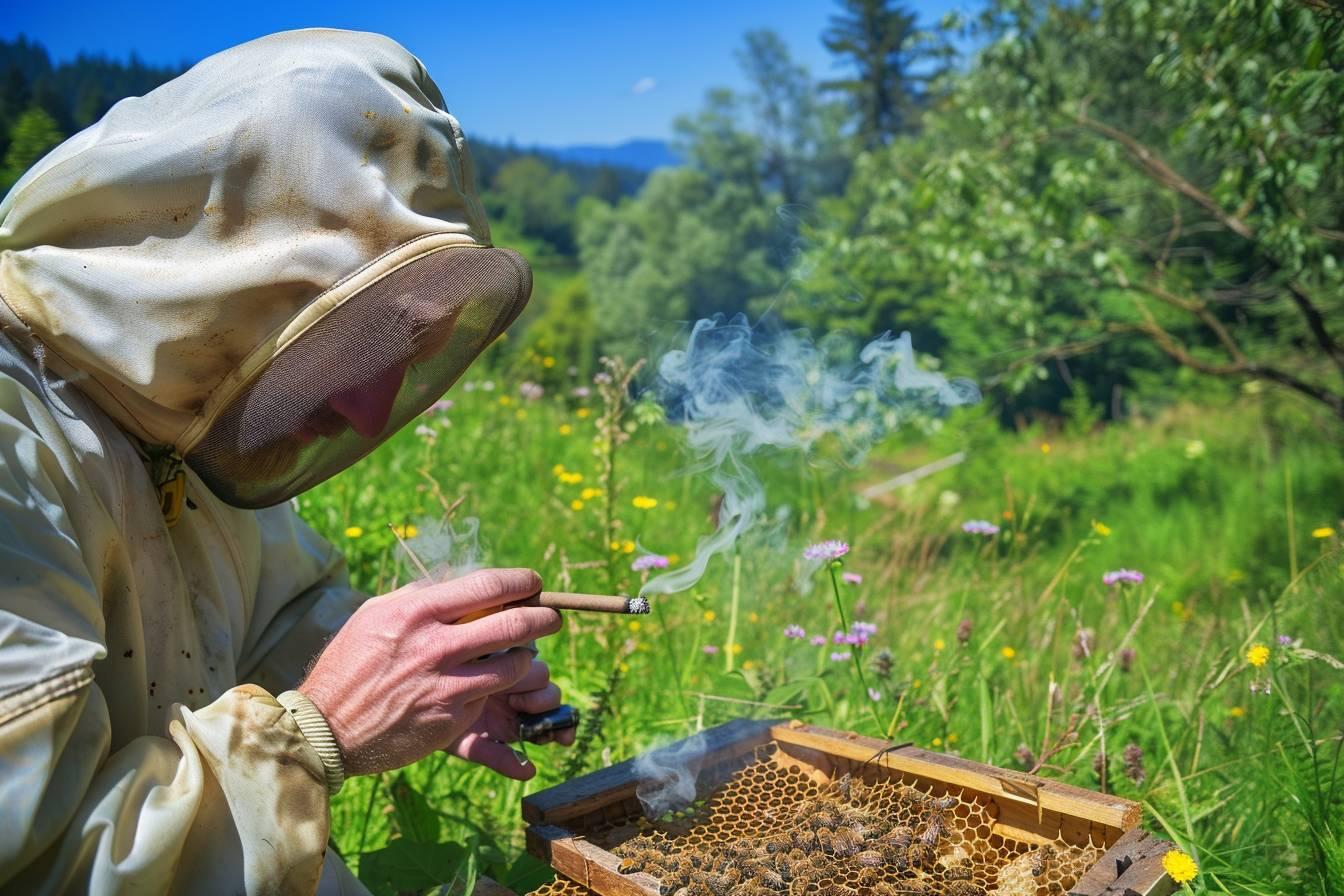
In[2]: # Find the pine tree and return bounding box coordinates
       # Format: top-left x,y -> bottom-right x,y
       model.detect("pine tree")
1,105 -> 63,194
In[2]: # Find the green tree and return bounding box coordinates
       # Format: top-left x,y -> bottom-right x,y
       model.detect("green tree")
487,156 -> 578,254
804,0 -> 1344,424
1,105 -> 62,193
820,0 -> 947,148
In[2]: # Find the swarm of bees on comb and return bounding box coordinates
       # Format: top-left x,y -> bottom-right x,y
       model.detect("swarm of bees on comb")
531,743 -> 1106,896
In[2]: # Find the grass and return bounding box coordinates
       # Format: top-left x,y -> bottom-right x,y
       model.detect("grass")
298,354 -> 1343,896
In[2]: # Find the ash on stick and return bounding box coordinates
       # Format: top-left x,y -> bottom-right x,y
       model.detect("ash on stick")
520,592 -> 651,615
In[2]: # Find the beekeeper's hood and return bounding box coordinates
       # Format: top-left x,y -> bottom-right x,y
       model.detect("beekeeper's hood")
0,29 -> 530,508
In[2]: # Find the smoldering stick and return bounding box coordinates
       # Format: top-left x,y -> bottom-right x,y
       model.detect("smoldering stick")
521,592 -> 651,614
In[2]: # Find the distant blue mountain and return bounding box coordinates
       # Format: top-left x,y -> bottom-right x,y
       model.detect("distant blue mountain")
545,139 -> 681,172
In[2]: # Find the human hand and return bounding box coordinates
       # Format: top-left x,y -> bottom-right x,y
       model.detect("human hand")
299,568 -> 561,777
447,658 -> 577,780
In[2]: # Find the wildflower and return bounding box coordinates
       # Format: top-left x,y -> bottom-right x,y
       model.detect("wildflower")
1249,679 -> 1272,696
810,635 -> 827,647
559,424 -> 573,436
414,423 -> 437,441
833,631 -> 848,645
559,471 -> 584,485
702,645 -> 719,655
1246,644 -> 1270,668
1000,646 -> 1016,660
933,638 -> 945,651
947,733 -> 959,744
1073,628 -> 1095,660
593,372 -> 613,385
571,386 -> 591,399
570,499 -> 584,511
748,612 -> 760,623
426,399 -> 454,414
621,540 -> 635,554
628,620 -> 641,632
481,380 -> 496,391
1229,706 -> 1246,718
1277,634 -> 1294,646
784,625 -> 806,639
1123,743 -> 1146,785
1161,849 -> 1198,884
842,571 -> 864,585
730,643 -> 743,655
580,487 -> 603,500
343,526 -> 364,539
851,621 -> 878,640
1103,569 -> 1145,586
931,737 -> 943,747
576,407 -> 591,418
1092,521 -> 1111,537
1014,744 -> 1035,769
497,395 -> 514,406
956,618 -> 973,645
1313,526 -> 1335,539
961,520 -> 1000,536
632,496 -> 658,510
830,651 -> 852,662
552,464 -> 566,476
631,554 -> 669,572
1002,509 -> 1015,520
938,490 -> 961,509
1040,442 -> 1051,454
1184,439 -> 1206,459
867,688 -> 882,702
542,356 -> 556,368
803,540 -> 850,561
1119,647 -> 1136,672
702,610 -> 716,623
391,524 -> 418,539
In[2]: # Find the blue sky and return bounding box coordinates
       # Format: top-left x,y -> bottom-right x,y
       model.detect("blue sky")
2,0 -> 973,146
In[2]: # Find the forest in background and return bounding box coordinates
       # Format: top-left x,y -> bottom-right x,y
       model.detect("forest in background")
2,0 -> 1342,431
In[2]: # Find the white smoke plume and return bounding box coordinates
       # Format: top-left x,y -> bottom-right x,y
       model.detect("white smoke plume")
635,732 -> 708,818
403,515 -> 486,581
639,314 -> 978,597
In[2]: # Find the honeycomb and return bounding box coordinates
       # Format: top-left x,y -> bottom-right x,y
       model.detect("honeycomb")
525,742 -> 1105,896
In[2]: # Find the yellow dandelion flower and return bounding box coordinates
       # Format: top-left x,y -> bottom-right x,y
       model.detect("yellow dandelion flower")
1313,526 -> 1335,539
576,407 -> 591,418
610,540 -> 621,551
748,612 -> 760,623
570,499 -> 584,511
947,732 -> 959,744
514,409 -> 527,421
1040,442 -> 1051,454
1092,521 -> 1112,537
931,737 -> 943,747
1228,706 -> 1246,718
560,472 -> 584,485
559,424 -> 573,436
1001,646 -> 1017,660
343,526 -> 364,539
1161,849 -> 1198,884
933,638 -> 945,651
628,620 -> 642,632
621,540 -> 636,554
391,524 -> 418,539
1246,644 -> 1270,667
742,660 -> 758,671
730,643 -> 743,655
632,495 -> 658,510
581,487 -> 603,500
1001,509 -> 1014,520
498,395 -> 513,406
619,661 -> 630,674
667,553 -> 680,564
552,464 -> 566,476
542,356 -> 556,368
912,678 -> 922,689
703,610 -> 716,623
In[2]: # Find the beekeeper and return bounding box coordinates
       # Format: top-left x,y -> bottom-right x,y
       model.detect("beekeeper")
0,29 -> 570,895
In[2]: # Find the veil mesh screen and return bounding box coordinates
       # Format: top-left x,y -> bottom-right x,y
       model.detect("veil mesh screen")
188,245 -> 530,508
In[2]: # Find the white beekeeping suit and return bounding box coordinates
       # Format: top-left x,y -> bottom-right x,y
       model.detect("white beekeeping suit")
0,29 -> 530,894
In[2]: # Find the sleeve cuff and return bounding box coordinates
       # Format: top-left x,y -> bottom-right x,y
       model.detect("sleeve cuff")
276,690 -> 345,796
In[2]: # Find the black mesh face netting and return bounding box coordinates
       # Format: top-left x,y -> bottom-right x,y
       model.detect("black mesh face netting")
187,245 -> 531,508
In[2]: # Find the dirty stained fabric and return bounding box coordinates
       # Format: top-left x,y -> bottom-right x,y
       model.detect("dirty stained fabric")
0,28 -> 517,895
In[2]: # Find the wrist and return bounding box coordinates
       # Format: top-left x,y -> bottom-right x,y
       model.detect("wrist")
277,689 -> 346,795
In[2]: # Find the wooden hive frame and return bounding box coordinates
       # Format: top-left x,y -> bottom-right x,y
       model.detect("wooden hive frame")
522,719 -> 1179,896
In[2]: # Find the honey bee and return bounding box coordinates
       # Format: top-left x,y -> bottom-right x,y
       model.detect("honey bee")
918,810 -> 946,847
1029,844 -> 1055,878
828,827 -> 863,857
617,848 -> 662,873
881,825 -> 914,850
855,849 -> 884,868
906,840 -> 938,869
931,794 -> 959,810
944,882 -> 987,896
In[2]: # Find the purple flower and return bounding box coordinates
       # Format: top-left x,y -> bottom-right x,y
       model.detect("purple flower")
519,381 -> 544,401
851,621 -> 878,639
425,399 -> 454,414
832,631 -> 848,644
809,635 -> 827,647
631,553 -> 670,572
702,645 -> 720,655
962,520 -> 1001,536
593,372 -> 613,385
784,625 -> 806,640
867,688 -> 882,702
804,540 -> 850,561
1277,634 -> 1294,646
571,386 -> 592,399
842,572 -> 864,585
830,651 -> 852,662
1103,569 -> 1145,587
